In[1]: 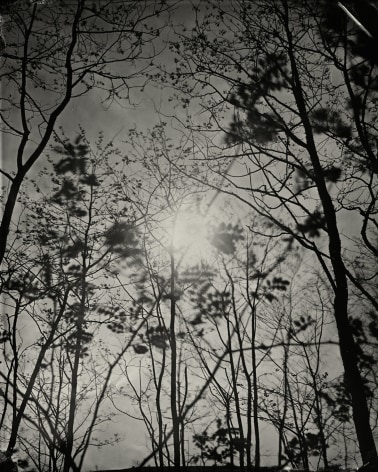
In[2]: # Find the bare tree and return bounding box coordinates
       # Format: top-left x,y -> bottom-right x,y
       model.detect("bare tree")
0,134 -> 144,470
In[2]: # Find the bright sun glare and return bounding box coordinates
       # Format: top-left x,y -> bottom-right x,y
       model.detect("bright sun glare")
170,210 -> 212,263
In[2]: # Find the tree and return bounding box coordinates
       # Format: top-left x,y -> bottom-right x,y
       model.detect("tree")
0,134 -> 143,470
0,0 -> 169,270
103,124 -> 208,468
167,0 -> 378,466
179,218 -> 296,469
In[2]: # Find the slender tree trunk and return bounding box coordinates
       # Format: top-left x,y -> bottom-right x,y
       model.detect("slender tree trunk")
169,249 -> 180,468
303,344 -> 329,469
9,300 -> 21,457
180,418 -> 186,469
286,379 -> 305,468
230,273 -> 252,468
278,341 -> 289,468
245,257 -> 261,469
180,365 -> 189,468
49,346 -> 63,472
245,251 -> 265,469
250,299 -> 260,468
315,397 -> 329,469
157,345 -> 166,468
227,317 -> 245,470
62,268 -> 86,472
164,425 -> 171,466
225,399 -> 235,467
251,326 -> 260,468
147,306 -> 167,469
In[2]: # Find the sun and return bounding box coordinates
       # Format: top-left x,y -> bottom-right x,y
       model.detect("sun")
170,209 -> 213,264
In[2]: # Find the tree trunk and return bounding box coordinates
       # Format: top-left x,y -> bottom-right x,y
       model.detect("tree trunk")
231,275 -> 252,468
281,1 -> 378,463
62,270 -> 86,472
169,250 -> 181,468
227,317 -> 245,470
0,176 -> 24,271
157,345 -> 166,468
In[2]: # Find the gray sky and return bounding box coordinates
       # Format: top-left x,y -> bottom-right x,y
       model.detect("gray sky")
1,2 -> 374,471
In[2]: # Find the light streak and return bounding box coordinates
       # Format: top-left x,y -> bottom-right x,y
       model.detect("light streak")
338,2 -> 374,38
